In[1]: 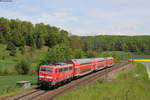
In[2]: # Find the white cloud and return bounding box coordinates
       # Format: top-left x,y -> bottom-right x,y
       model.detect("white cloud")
0,0 -> 150,36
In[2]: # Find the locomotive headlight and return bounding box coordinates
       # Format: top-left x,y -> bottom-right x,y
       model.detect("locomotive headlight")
39,75 -> 44,78
46,76 -> 53,79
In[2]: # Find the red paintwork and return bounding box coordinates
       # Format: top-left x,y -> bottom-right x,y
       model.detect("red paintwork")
96,60 -> 107,70
38,65 -> 54,81
89,60 -> 98,70
38,64 -> 73,84
105,58 -> 115,66
38,57 -> 115,87
68,60 -> 93,77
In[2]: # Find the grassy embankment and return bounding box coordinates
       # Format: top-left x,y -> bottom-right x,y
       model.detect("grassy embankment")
0,44 -> 48,75
0,44 -> 47,97
55,63 -> 150,100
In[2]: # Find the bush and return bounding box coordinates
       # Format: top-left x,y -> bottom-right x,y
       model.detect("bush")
3,69 -> 9,75
6,42 -> 16,56
15,60 -> 30,75
19,46 -> 25,54
0,69 -> 2,75
9,49 -> 16,56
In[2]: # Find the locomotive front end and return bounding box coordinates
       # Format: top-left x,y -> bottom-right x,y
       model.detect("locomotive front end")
38,65 -> 55,88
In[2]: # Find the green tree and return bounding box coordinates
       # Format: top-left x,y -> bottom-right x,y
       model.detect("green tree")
73,49 -> 85,58
36,34 -> 45,48
6,42 -> 16,56
15,60 -> 30,75
40,44 -> 74,64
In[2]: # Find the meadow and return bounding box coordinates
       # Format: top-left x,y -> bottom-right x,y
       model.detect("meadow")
55,63 -> 150,100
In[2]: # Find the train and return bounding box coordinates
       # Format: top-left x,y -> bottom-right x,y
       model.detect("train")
38,57 -> 115,88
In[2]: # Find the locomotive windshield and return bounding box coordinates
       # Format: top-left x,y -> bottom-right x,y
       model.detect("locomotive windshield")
40,67 -> 52,73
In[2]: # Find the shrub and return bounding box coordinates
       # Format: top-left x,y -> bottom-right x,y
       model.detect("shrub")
3,69 -> 9,75
6,42 -> 16,56
9,49 -> 16,56
19,46 -> 25,54
0,69 -> 2,75
15,60 -> 30,75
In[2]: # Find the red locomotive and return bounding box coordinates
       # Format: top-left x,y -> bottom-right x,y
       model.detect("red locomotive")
38,63 -> 74,88
38,57 -> 115,88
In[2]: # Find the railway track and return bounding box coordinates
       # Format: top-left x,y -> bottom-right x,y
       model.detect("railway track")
1,61 -> 130,100
13,89 -> 47,100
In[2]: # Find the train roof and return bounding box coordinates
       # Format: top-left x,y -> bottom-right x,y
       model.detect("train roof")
48,62 -> 72,66
93,58 -> 104,61
105,57 -> 113,60
69,58 -> 91,64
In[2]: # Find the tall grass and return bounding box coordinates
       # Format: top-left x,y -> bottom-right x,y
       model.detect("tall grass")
55,63 -> 150,100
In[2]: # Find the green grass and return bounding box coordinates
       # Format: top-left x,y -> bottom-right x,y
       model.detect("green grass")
0,44 -> 47,63
55,63 -> 150,100
0,43 -> 48,75
0,75 -> 37,96
128,54 -> 150,59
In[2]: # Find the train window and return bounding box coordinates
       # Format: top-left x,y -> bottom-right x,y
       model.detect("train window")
40,67 -> 52,73
59,68 -> 63,72
69,66 -> 72,70
63,68 -> 65,71
64,67 -> 68,71
61,68 -> 64,72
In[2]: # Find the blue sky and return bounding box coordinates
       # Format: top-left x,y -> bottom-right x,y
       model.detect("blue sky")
0,0 -> 149,36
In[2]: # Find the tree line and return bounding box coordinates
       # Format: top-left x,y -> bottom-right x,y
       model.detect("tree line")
81,35 -> 150,54
0,17 -> 149,66
0,17 -> 70,48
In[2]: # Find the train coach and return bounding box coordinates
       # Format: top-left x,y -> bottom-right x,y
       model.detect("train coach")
68,59 -> 94,78
93,58 -> 107,71
38,57 -> 115,88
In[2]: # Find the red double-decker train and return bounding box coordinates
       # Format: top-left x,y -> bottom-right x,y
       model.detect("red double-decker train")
38,57 -> 115,88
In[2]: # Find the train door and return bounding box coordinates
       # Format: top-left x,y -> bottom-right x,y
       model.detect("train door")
55,68 -> 59,82
75,66 -> 80,77
59,68 -> 64,81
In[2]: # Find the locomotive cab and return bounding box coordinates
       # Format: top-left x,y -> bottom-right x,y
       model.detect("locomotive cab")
38,65 -> 56,87
38,63 -> 74,88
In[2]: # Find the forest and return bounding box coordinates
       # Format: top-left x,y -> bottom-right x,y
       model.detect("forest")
0,17 -> 149,75
81,35 -> 150,53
